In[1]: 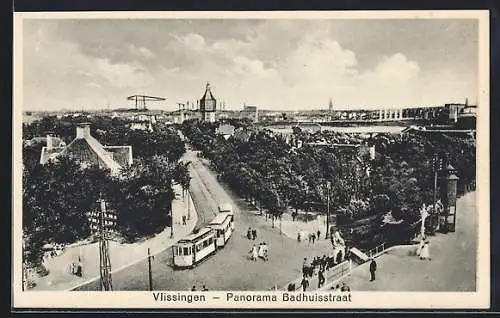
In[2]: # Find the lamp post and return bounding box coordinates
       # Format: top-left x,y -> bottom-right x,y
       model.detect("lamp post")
326,181 -> 331,239
432,154 -> 444,231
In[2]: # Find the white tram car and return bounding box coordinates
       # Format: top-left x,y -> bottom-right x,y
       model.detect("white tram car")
172,227 -> 217,269
209,212 -> 233,248
173,206 -> 235,269
218,203 -> 235,230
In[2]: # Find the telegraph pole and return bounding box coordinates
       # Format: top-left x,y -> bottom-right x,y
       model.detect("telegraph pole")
147,248 -> 154,291
88,194 -> 117,291
432,154 -> 443,231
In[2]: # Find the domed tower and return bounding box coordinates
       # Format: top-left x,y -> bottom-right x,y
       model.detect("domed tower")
199,82 -> 217,122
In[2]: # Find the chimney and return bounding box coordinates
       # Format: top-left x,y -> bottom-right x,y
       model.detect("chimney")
76,123 -> 91,139
46,133 -> 55,149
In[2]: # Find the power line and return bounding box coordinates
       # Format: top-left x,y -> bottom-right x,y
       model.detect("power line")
87,193 -> 117,291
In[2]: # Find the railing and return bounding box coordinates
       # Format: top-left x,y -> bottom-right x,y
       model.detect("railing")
366,242 -> 386,259
326,260 -> 351,282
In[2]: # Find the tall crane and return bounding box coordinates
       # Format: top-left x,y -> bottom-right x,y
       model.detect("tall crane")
127,95 -> 166,110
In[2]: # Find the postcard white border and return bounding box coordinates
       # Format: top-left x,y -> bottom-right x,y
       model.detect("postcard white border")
12,10 -> 490,309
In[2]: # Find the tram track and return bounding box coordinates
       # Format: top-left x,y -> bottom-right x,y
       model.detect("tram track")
187,158 -> 220,231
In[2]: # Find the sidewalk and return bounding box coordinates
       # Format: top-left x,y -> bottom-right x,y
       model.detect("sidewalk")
319,191 -> 477,292
29,184 -> 198,291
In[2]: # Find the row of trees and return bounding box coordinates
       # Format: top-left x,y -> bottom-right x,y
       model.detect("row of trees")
181,119 -> 476,248
22,115 -> 190,267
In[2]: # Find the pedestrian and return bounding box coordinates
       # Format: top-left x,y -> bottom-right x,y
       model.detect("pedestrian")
252,229 -> 257,241
262,242 -> 269,261
182,215 -> 187,225
191,286 -> 196,291
308,233 -> 312,245
76,260 -> 83,277
420,241 -> 431,260
202,285 -> 208,291
297,232 -> 301,243
321,255 -> 327,271
317,230 -> 321,240
250,245 -> 258,261
302,258 -> 308,277
318,269 -> 325,289
300,276 -> 310,292
369,258 -> 377,282
311,233 -> 316,244
247,227 -> 252,240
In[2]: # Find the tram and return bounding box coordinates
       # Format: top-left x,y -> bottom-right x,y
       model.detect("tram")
209,212 -> 233,247
172,227 -> 217,269
218,203 -> 235,230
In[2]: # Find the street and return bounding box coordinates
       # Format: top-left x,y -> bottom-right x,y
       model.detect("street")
74,148 -> 334,291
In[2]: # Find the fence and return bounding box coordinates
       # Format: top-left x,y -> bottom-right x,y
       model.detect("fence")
326,260 -> 351,282
366,242 -> 386,259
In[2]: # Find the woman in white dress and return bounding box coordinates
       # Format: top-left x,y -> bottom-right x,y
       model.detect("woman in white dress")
250,245 -> 258,261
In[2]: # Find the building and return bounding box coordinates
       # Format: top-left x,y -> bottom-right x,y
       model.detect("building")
457,105 -> 477,130
40,123 -> 133,176
199,82 -> 217,123
216,124 -> 236,140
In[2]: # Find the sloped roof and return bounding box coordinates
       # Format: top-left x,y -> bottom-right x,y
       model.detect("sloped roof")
200,83 -> 216,101
59,134 -> 122,173
40,147 -> 66,164
217,124 -> 235,136
105,146 -> 133,167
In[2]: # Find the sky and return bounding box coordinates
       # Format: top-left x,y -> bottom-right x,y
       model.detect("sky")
21,18 -> 479,111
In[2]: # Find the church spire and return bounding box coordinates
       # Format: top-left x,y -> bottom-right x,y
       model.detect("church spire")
329,98 -> 333,111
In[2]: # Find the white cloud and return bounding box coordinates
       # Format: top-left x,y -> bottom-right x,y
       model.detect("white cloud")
86,82 -> 102,89
174,33 -> 206,50
23,21 -> 477,111
232,56 -> 278,79
129,44 -> 156,59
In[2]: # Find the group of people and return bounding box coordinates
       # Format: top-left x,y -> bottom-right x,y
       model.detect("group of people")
70,259 -> 83,277
249,242 -> 269,261
246,227 -> 258,241
190,285 -> 209,291
297,230 -> 321,245
43,244 -> 65,261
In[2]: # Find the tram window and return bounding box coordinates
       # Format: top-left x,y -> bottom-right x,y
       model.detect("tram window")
183,247 -> 189,255
203,240 -> 208,248
208,237 -> 212,245
197,244 -> 202,251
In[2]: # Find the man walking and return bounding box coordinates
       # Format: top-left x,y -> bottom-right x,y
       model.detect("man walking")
318,269 -> 325,289
300,276 -> 310,292
369,258 -> 377,282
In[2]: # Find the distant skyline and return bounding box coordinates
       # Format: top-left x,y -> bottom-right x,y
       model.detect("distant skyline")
22,18 -> 478,112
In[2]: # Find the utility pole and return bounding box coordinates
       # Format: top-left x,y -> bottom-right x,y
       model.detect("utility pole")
170,195 -> 174,239
147,248 -> 154,291
433,154 -> 443,231
88,194 -> 117,291
326,181 -> 331,239
22,235 -> 28,291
